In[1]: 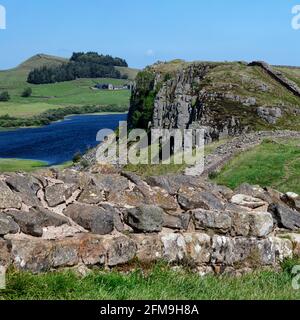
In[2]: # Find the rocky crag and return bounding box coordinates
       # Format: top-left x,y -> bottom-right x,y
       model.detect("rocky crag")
128,60 -> 300,142
0,168 -> 300,275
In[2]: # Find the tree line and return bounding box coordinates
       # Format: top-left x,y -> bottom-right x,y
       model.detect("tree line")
27,52 -> 129,84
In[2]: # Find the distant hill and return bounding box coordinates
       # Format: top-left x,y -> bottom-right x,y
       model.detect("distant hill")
0,53 -> 136,120
115,66 -> 139,80
0,53 -> 139,80
18,54 -> 68,71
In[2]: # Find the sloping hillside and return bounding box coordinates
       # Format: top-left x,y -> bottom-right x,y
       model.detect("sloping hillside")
128,60 -> 300,140
0,54 -> 68,89
0,54 -> 133,118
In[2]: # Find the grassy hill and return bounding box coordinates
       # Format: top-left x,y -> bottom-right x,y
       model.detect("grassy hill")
212,138 -> 300,194
129,60 -> 300,132
0,54 -> 136,118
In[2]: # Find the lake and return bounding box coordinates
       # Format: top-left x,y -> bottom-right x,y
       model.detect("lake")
0,113 -> 127,165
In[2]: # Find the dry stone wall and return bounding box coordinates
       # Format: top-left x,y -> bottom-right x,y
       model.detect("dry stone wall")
0,169 -> 300,275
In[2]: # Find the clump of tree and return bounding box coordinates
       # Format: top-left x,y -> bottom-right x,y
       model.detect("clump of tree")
21,87 -> 32,97
128,70 -> 156,129
72,151 -> 82,163
0,91 -> 10,102
27,52 -> 128,84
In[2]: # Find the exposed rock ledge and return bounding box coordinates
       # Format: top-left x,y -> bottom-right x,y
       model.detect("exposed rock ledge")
0,168 -> 300,275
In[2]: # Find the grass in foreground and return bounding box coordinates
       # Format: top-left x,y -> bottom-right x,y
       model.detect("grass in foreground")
0,158 -> 47,172
1,262 -> 300,300
212,139 -> 300,194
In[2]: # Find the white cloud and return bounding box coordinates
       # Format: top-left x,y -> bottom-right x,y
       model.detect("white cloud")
145,49 -> 155,57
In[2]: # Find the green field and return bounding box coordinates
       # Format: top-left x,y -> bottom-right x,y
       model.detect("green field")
0,54 -> 134,118
0,158 -> 74,172
2,261 -> 300,300
212,139 -> 300,194
0,158 -> 47,172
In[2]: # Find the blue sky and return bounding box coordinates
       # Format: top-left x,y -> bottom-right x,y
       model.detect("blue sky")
0,0 -> 299,69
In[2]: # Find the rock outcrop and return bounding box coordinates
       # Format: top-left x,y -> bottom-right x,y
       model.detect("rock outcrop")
0,169 -> 299,274
128,60 -> 300,143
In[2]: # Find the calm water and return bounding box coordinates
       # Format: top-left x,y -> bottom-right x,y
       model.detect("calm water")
0,113 -> 127,165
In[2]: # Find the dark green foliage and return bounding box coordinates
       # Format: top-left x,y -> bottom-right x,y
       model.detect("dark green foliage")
0,105 -> 128,128
80,159 -> 90,168
72,152 -> 82,163
128,70 -> 156,129
21,87 -> 32,97
27,52 -> 128,84
0,91 -> 10,101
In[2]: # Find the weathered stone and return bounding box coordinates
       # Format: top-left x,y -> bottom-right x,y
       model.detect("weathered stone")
250,212 -> 274,237
9,236 -> 54,272
161,233 -> 186,263
120,172 -> 179,211
281,233 -> 300,256
52,240 -> 79,268
184,233 -> 211,264
57,170 -> 91,189
231,194 -> 267,209
145,175 -> 203,195
42,225 -> 84,240
0,180 -> 22,209
231,211 -> 273,237
281,192 -> 300,212
78,184 -> 105,204
270,237 -> 293,262
231,211 -> 251,236
152,188 -> 179,211
108,187 -> 146,207
130,234 -> 162,262
5,174 -> 41,206
178,186 -> 224,211
64,203 -> 114,235
79,235 -> 106,266
268,204 -> 300,230
257,107 -> 282,124
100,203 -> 124,232
234,183 -> 265,198
163,213 -> 190,230
104,236 -> 137,266
45,184 -> 66,207
7,208 -> 69,237
263,187 -> 284,204
92,174 -> 129,193
0,214 -> 19,236
211,236 -> 275,267
7,234 -> 108,272
0,240 -> 10,267
213,185 -> 233,200
193,209 -> 232,233
125,205 -> 164,233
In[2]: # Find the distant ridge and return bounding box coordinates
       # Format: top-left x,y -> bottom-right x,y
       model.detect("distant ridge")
17,54 -> 68,71
1,53 -> 139,80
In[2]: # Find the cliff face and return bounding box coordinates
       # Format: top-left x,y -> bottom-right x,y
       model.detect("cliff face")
128,60 -> 300,142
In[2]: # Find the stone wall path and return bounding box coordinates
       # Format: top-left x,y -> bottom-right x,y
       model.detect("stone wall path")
185,130 -> 300,176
